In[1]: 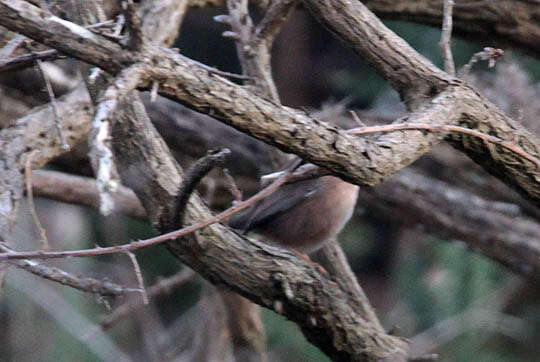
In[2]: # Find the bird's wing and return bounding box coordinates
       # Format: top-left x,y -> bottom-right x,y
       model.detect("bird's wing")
227,178 -> 322,232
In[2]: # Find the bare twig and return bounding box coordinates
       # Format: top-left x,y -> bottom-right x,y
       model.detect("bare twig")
100,269 -> 197,329
36,58 -> 69,151
173,148 -> 231,225
0,33 -> 26,62
8,271 -> 131,361
86,19 -> 116,29
263,120 -> 540,185
0,159 -> 300,261
0,20 -> 120,74
126,251 -> 148,304
439,0 -> 455,75
153,49 -> 251,80
223,0 -> 282,101
459,47 -> 504,79
348,122 -> 540,168
349,110 -> 366,127
0,243 -> 139,296
0,49 -> 62,73
24,150 -> 48,249
223,168 -> 243,202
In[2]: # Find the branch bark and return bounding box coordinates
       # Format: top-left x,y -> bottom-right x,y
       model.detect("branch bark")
109,81 -> 408,361
362,0 -> 540,59
0,84 -> 91,240
1,0 -> 538,209
1,0 -> 540,360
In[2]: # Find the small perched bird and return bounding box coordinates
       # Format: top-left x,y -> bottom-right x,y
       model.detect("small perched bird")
228,175 -> 359,253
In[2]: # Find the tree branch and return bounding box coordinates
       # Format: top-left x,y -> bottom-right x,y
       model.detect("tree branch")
0,83 -> 91,240
1,244 -> 140,296
357,169 -> 540,281
362,0 -> 540,59
31,169 -> 146,219
1,0 -> 539,210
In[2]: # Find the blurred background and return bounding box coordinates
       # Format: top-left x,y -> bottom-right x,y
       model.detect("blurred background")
1,3 -> 540,362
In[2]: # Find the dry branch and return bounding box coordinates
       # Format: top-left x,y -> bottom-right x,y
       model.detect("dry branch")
100,269 -> 197,329
358,169 -> 540,280
1,0 -> 540,360
31,169 -> 146,219
362,0 -> 540,58
1,1 -> 539,209
1,244 -> 140,296
0,84 -> 91,239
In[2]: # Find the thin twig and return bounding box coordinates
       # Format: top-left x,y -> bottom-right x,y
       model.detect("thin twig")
223,168 -> 243,202
223,0 -> 281,101
126,251 -> 148,305
459,47 -> 504,80
9,271 -> 131,361
439,0 -> 455,76
36,58 -> 69,151
173,51 -> 251,80
262,119 -> 540,185
100,269 -> 197,329
25,150 -> 48,250
0,49 -> 62,73
409,278 -> 526,358
0,33 -> 26,63
89,15 -> 126,83
0,159 -> 301,261
347,122 -> 540,168
86,19 -> 116,29
349,110 -> 366,127
0,244 -> 139,296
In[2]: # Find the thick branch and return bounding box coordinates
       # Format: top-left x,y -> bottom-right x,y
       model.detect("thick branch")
302,0 -> 452,105
358,169 -> 540,281
109,87 -> 408,360
1,1 -> 539,209
31,170 -> 146,219
362,0 -> 540,59
139,0 -> 189,47
0,84 -> 91,240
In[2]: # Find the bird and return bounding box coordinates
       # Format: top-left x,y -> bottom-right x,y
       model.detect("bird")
228,175 -> 359,253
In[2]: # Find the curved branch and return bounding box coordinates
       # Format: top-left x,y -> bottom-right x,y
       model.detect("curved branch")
1,1 -> 539,209
109,86 -> 408,361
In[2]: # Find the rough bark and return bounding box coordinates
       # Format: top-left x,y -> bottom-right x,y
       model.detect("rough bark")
0,84 -> 91,240
2,0 -> 538,210
363,0 -> 540,59
1,0 -> 540,360
110,92 -> 408,361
